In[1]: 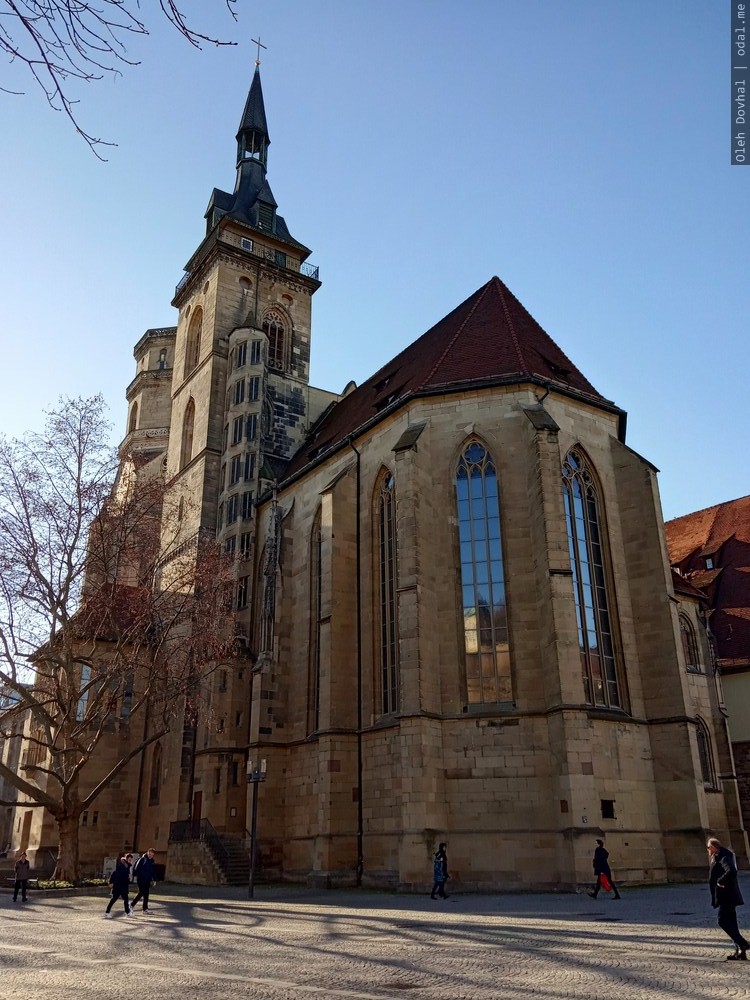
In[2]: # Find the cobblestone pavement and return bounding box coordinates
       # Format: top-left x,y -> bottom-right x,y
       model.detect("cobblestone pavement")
1,879 -> 750,999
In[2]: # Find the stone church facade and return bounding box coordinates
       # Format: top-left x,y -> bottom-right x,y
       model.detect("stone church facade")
11,67 -> 747,889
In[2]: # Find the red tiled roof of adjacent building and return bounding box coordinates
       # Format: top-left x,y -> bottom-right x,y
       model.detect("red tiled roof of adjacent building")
284,276 -> 622,482
666,495 -> 750,666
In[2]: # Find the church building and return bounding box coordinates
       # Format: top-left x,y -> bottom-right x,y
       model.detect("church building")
13,64 -> 747,890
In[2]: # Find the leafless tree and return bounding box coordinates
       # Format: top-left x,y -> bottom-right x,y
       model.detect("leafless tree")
1,1 -> 238,156
0,396 -> 237,880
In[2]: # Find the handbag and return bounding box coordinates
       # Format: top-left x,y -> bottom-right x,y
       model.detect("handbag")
599,874 -> 613,893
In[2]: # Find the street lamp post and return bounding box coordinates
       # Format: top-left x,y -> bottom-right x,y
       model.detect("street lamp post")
246,757 -> 267,898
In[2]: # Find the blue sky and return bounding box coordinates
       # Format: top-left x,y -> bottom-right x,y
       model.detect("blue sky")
0,1 -> 744,521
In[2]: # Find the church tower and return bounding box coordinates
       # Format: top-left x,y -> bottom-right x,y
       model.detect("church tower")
149,61 -> 333,838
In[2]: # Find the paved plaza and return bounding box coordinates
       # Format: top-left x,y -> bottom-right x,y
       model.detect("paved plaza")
1,879 -> 749,999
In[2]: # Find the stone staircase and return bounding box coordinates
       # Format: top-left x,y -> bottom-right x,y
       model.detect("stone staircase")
215,834 -> 250,886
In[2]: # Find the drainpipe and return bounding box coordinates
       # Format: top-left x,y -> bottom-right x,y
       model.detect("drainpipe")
348,437 -> 364,886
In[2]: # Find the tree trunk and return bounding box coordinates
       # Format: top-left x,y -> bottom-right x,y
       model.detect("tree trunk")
54,813 -> 81,884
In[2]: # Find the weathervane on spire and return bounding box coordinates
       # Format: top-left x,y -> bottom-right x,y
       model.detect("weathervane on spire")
251,36 -> 267,67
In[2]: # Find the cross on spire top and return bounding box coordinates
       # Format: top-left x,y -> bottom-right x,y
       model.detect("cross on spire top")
251,36 -> 267,67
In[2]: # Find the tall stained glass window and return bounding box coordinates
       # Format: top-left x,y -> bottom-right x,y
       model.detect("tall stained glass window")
562,449 -> 620,708
377,472 -> 399,715
456,441 -> 511,704
308,510 -> 322,733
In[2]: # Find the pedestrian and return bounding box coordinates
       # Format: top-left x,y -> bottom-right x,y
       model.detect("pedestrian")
104,853 -> 134,918
707,836 -> 749,960
13,851 -> 30,903
430,842 -> 449,899
131,848 -> 157,913
588,838 -> 621,899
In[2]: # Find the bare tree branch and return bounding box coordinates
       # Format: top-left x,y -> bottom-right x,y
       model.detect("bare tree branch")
1,1 -> 238,156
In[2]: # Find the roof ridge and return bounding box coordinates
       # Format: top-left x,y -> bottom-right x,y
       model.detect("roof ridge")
666,493 -> 750,526
420,279 -> 494,388
493,275 -> 529,376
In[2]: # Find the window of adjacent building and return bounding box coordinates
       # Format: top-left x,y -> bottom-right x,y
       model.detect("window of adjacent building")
92,811 -> 98,829
218,670 -> 227,692
214,767 -> 221,795
248,376 -> 260,401
217,503 -> 223,532
120,674 -> 134,721
233,379 -> 245,406
81,811 -> 88,827
183,307 -> 203,379
76,664 -> 92,721
680,614 -> 701,673
250,340 -> 262,365
376,470 -> 399,716
562,449 -> 621,710
230,454 -> 242,486
456,440 -> 511,705
237,575 -> 249,610
128,402 -> 138,434
308,508 -> 322,733
600,799 -> 616,819
246,413 -> 258,441
223,423 -> 229,451
149,742 -> 163,805
240,532 -> 252,559
263,310 -> 286,371
231,761 -> 240,786
227,495 -> 239,524
224,536 -> 236,557
217,718 -> 225,734
235,711 -> 242,727
696,717 -> 718,788
235,341 -> 248,368
241,491 -> 253,520
180,398 -> 195,471
244,453 -> 255,481
231,416 -> 243,446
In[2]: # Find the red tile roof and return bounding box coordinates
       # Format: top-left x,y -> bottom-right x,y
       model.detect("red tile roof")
666,495 -> 750,666
285,276 -> 621,481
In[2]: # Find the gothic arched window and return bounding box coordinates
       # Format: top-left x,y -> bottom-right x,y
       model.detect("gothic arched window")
377,471 -> 399,716
263,310 -> 286,371
128,402 -> 138,434
562,449 -> 621,709
456,440 -> 511,705
696,717 -> 717,788
680,613 -> 701,673
183,308 -> 203,379
180,398 -> 195,471
308,509 -> 322,733
149,742 -> 163,805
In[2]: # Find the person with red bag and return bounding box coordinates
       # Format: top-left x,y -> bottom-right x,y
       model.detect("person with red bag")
588,838 -> 621,899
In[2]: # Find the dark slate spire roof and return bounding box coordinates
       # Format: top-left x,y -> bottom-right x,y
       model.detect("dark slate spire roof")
283,276 -> 621,481
237,66 -> 270,143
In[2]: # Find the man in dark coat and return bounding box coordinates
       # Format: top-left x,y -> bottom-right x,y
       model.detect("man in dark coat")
707,836 -> 749,960
13,851 -> 30,903
105,854 -> 133,918
131,848 -> 157,913
588,838 -> 621,899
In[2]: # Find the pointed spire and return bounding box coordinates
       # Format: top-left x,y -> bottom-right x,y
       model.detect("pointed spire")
236,65 -> 270,168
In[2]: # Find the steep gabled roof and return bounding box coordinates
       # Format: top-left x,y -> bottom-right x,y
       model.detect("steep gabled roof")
284,275 -> 619,481
666,494 -> 750,665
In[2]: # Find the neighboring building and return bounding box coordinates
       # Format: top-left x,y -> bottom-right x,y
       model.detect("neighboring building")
0,694 -> 26,854
8,65 -> 748,888
666,495 -> 750,830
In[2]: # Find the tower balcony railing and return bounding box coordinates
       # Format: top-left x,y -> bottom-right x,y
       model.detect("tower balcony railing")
175,235 -> 319,297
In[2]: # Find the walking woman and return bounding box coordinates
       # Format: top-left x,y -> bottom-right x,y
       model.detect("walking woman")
430,843 -> 449,899
105,854 -> 134,918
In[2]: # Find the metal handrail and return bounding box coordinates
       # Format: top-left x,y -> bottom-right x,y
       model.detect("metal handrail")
168,818 -> 230,870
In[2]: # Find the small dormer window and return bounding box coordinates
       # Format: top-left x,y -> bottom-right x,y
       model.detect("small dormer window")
258,203 -> 274,230
705,556 -> 714,570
